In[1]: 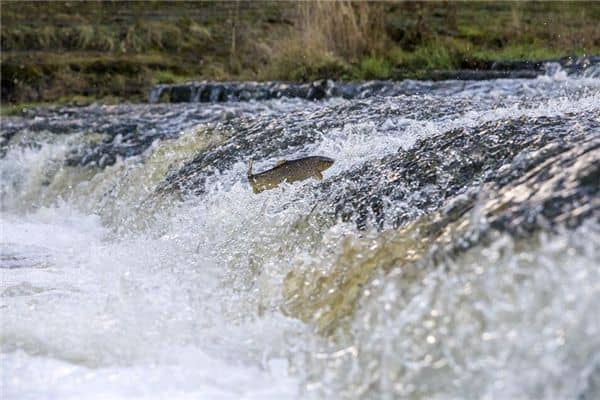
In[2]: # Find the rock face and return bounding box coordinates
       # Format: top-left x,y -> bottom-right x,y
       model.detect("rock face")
283,112 -> 599,334
152,94 -> 497,196
140,95 -> 600,335
148,79 -> 404,104
1,104 -> 206,165
0,102 -> 293,167
321,113 -> 599,232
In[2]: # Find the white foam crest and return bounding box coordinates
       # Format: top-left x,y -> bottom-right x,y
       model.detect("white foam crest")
0,132 -> 76,211
533,64 -> 600,91
582,63 -> 600,79
311,91 -> 599,177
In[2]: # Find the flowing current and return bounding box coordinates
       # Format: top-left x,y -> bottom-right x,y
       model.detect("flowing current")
1,66 -> 599,399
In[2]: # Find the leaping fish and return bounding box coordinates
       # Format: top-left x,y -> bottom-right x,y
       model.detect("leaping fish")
247,156 -> 334,193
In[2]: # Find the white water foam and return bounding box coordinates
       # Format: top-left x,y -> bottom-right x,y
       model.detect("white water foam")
1,71 -> 599,399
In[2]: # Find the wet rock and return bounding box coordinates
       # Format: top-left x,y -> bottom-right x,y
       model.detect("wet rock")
491,55 -> 599,74
490,60 -> 545,71
169,85 -> 194,102
320,113 -> 599,231
143,79 -> 403,104
425,70 -> 539,81
307,80 -> 328,100
2,79 -> 598,339
153,96 -> 475,196
282,112 -> 599,334
0,102 -> 263,167
147,57 -> 600,103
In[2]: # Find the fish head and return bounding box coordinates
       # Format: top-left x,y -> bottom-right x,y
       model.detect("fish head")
314,156 -> 335,172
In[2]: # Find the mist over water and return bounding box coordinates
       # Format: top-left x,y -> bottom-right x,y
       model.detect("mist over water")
1,68 -> 599,399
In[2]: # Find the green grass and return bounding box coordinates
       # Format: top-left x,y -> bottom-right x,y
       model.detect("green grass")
357,57 -> 393,80
2,1 -> 599,104
153,70 -> 193,84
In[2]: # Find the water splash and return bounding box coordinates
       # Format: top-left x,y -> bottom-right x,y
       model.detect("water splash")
1,70 -> 599,399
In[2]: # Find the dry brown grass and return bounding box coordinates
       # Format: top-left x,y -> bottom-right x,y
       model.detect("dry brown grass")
262,1 -> 388,81
295,1 -> 387,61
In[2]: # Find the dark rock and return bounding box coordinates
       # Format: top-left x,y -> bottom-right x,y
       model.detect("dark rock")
209,84 -> 226,102
153,96 -> 474,196
425,70 -> 539,81
307,80 -> 328,100
317,113 -> 599,234
146,57 -> 600,104
169,85 -> 194,102
490,60 -> 544,71
0,102 -> 244,167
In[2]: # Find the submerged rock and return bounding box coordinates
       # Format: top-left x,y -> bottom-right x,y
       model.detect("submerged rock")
321,113 -> 599,231
0,102 -> 283,168
282,112 -> 599,334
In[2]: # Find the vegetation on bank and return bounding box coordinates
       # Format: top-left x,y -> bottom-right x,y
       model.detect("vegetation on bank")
1,1 -> 599,106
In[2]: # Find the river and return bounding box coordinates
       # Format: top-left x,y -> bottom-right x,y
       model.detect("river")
1,64 -> 599,399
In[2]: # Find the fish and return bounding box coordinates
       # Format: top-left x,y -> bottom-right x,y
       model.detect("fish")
247,156 -> 334,193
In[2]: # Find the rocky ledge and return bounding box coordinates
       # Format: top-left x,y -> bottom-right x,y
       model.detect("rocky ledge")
149,56 -> 599,103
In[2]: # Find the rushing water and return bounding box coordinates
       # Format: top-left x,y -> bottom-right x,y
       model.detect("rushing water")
1,65 -> 599,399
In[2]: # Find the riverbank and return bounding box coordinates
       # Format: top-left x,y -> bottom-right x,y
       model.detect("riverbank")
2,1 -> 599,107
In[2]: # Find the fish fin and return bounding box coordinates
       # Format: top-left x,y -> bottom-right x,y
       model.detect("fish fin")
275,160 -> 286,166
247,160 -> 253,176
315,172 -> 323,180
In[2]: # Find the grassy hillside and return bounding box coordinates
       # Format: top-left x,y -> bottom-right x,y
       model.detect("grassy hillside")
1,1 -> 599,106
